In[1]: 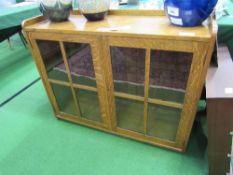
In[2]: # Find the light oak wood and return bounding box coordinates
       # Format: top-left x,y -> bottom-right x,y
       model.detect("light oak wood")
48,79 -> 70,86
23,32 -> 59,116
48,78 -> 98,92
114,92 -> 144,101
175,42 -> 209,149
30,38 -> 61,115
101,36 -> 117,130
89,39 -> 111,128
71,9 -> 166,16
148,98 -> 183,109
144,49 -> 151,134
22,10 -> 216,151
73,84 -> 98,92
114,91 -> 183,109
59,41 -> 82,117
24,15 -> 211,42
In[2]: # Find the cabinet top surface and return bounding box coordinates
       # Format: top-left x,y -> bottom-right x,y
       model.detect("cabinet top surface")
24,14 -> 213,41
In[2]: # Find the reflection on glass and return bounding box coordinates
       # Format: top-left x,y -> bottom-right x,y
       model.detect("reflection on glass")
51,83 -> 79,116
110,0 -> 164,10
63,42 -> 97,87
37,40 -> 69,82
149,50 -> 193,103
110,0 -> 119,9
111,47 -> 146,96
116,97 -> 144,133
75,89 -> 102,122
147,104 -> 181,141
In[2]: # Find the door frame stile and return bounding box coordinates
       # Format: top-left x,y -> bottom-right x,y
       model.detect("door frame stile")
175,41 -> 209,151
30,34 -> 60,115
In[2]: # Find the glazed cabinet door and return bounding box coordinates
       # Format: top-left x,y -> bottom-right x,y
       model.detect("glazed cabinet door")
104,37 -> 208,150
30,33 -> 108,128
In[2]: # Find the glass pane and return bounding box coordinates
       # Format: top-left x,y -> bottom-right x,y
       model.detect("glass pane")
37,40 -> 68,82
149,50 -> 193,103
63,42 -> 96,87
75,89 -> 102,122
50,83 -> 79,116
111,47 -> 145,96
115,97 -> 144,133
147,104 -> 181,142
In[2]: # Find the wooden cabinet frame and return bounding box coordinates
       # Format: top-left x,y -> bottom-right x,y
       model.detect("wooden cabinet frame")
30,33 -> 111,129
102,36 -> 211,150
23,10 -> 216,152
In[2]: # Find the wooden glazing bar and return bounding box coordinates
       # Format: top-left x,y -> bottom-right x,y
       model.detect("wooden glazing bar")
148,98 -> 183,109
59,41 -> 82,117
73,84 -> 98,92
48,79 -> 70,86
114,92 -> 144,101
114,92 -> 183,109
143,49 -> 151,134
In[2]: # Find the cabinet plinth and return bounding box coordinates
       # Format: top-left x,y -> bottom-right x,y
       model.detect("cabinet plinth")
23,10 -> 216,151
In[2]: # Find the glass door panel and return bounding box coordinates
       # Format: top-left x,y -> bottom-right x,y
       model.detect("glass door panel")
110,47 -> 146,97
50,83 -> 79,116
115,97 -> 144,133
36,40 -> 69,82
149,50 -> 193,103
74,88 -> 102,122
147,104 -> 182,142
64,42 -> 97,87
37,39 -> 106,125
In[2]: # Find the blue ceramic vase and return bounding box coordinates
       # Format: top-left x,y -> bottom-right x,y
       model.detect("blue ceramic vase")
164,0 -> 218,27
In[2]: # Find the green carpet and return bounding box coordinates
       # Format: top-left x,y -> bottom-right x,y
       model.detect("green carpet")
0,80 -> 208,175
0,35 -> 39,104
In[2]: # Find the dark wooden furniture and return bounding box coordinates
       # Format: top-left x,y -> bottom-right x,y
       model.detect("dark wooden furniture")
206,45 -> 233,175
0,26 -> 27,47
229,134 -> 233,174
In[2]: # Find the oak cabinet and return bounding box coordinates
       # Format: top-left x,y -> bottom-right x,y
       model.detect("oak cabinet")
23,10 -> 216,151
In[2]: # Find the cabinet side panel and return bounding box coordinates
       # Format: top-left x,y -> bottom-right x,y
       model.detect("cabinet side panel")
176,42 -> 209,150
